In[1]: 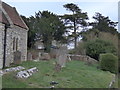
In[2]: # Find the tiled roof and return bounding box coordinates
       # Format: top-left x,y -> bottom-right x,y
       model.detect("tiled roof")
0,11 -> 9,25
0,2 -> 28,29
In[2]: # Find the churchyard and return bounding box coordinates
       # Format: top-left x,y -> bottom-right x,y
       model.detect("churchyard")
1,44 -> 118,88
2,59 -> 117,88
0,1 -> 119,89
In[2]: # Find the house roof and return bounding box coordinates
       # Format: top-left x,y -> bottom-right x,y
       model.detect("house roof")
0,2 -> 28,29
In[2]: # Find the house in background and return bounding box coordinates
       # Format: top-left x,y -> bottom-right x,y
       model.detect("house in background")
0,1 -> 29,69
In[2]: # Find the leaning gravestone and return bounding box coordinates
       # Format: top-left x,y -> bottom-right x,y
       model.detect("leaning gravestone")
56,45 -> 68,68
14,51 -> 22,64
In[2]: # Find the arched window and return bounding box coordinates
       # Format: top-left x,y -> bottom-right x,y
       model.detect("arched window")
13,37 -> 19,51
13,37 -> 15,51
16,38 -> 18,51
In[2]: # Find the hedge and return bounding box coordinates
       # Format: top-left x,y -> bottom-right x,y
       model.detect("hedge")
99,53 -> 118,74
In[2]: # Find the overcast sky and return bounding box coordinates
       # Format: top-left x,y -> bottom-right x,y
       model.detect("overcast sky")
3,0 -> 118,23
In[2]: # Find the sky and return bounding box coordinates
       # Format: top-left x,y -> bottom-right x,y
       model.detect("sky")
2,0 -> 118,24
118,1 -> 120,32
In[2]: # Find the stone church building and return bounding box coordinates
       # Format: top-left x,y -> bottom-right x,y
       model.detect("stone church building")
0,1 -> 28,69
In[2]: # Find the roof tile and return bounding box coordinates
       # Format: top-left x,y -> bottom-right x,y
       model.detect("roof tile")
0,2 -> 28,29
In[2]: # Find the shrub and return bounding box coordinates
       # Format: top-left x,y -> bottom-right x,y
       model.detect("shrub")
69,42 -> 86,55
99,53 -> 118,74
85,39 -> 117,60
118,58 -> 120,73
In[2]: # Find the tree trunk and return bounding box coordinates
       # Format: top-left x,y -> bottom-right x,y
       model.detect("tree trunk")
73,18 -> 77,49
74,35 -> 77,49
44,38 -> 52,53
44,42 -> 51,53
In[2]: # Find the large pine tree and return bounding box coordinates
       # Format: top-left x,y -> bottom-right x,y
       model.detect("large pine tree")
62,3 -> 88,48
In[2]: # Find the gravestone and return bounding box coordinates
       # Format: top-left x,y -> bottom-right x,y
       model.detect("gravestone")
3,66 -> 25,72
16,67 -> 38,79
54,62 -> 61,72
0,66 -> 25,76
42,53 -> 51,60
38,52 -> 42,60
27,52 -> 32,61
39,52 -> 50,60
50,48 -> 58,58
56,45 -> 68,68
67,54 -> 72,61
14,51 -> 21,64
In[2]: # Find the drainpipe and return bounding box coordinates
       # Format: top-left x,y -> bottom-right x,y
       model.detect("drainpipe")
3,24 -> 10,69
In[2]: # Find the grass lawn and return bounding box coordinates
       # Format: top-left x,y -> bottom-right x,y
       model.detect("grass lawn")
118,74 -> 120,88
2,60 -> 116,88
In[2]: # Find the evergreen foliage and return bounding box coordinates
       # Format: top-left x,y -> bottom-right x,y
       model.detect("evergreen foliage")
62,3 -> 88,48
21,11 -> 66,52
89,12 -> 118,34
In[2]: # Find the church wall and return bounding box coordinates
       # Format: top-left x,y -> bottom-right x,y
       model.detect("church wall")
5,25 -> 28,67
0,23 -> 5,69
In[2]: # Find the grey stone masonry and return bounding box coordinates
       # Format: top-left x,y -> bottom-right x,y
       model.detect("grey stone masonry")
0,23 -> 28,68
0,23 -> 5,69
0,1 -> 28,69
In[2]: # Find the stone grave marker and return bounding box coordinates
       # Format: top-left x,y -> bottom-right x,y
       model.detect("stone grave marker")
27,52 -> 32,61
42,53 -> 51,60
39,52 -> 50,60
16,67 -> 38,79
0,66 -> 25,76
56,45 -> 68,68
50,48 -> 58,58
54,62 -> 61,72
38,52 -> 42,60
14,51 -> 22,64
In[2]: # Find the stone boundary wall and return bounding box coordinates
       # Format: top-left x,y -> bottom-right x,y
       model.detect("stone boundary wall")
68,54 -> 98,64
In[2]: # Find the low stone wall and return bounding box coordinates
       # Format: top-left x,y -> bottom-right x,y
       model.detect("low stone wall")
68,54 -> 98,64
27,50 -> 40,60
27,50 -> 51,61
